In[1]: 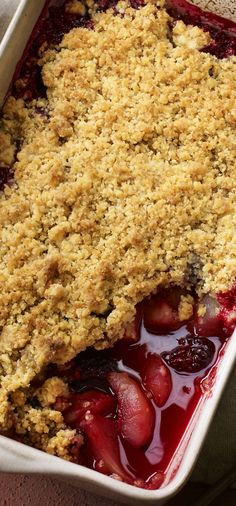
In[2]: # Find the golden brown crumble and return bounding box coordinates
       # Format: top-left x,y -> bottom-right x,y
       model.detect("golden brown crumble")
0,0 -> 235,455
65,0 -> 86,15
178,295 -> 194,321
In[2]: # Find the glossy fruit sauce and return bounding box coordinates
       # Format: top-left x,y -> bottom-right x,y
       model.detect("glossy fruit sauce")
1,0 -> 236,490
54,286 -> 235,489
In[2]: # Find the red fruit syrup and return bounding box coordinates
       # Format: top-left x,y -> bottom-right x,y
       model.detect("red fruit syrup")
56,284 -> 233,489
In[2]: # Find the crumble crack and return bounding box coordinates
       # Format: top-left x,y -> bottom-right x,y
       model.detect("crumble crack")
0,0 -> 235,455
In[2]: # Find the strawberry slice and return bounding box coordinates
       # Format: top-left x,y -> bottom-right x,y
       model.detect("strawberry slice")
142,353 -> 172,407
107,372 -> 155,448
63,390 -> 115,428
81,413 -> 131,482
143,289 -> 182,334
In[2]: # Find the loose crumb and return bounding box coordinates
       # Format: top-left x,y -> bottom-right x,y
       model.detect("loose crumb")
178,295 -> 194,321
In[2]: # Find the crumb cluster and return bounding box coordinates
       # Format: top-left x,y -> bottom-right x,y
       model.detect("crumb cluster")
0,0 -> 235,456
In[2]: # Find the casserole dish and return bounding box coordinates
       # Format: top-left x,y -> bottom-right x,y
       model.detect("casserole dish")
0,1 -> 235,504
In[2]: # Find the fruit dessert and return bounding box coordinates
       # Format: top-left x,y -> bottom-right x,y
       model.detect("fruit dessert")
0,0 -> 235,490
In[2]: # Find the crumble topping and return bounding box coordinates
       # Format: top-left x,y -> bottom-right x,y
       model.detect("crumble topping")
178,294 -> 194,321
66,0 -> 87,15
0,0 -> 235,454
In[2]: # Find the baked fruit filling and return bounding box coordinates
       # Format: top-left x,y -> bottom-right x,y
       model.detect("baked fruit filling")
0,0 -> 235,489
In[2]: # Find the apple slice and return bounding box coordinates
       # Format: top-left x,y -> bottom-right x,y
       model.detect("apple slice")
143,289 -> 182,334
63,390 -> 115,428
142,353 -> 172,407
108,372 -> 155,448
81,413 -> 131,482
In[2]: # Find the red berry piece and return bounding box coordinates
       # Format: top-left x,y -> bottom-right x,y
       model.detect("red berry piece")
81,413 -> 131,482
162,337 -> 215,373
142,353 -> 172,407
107,372 -> 155,448
145,471 -> 165,490
134,471 -> 164,490
63,390 -> 115,428
143,288 -> 183,334
75,348 -> 117,380
217,286 -> 236,338
0,166 -> 13,192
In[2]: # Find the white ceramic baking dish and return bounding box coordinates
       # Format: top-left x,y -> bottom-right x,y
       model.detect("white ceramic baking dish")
0,1 -> 235,504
